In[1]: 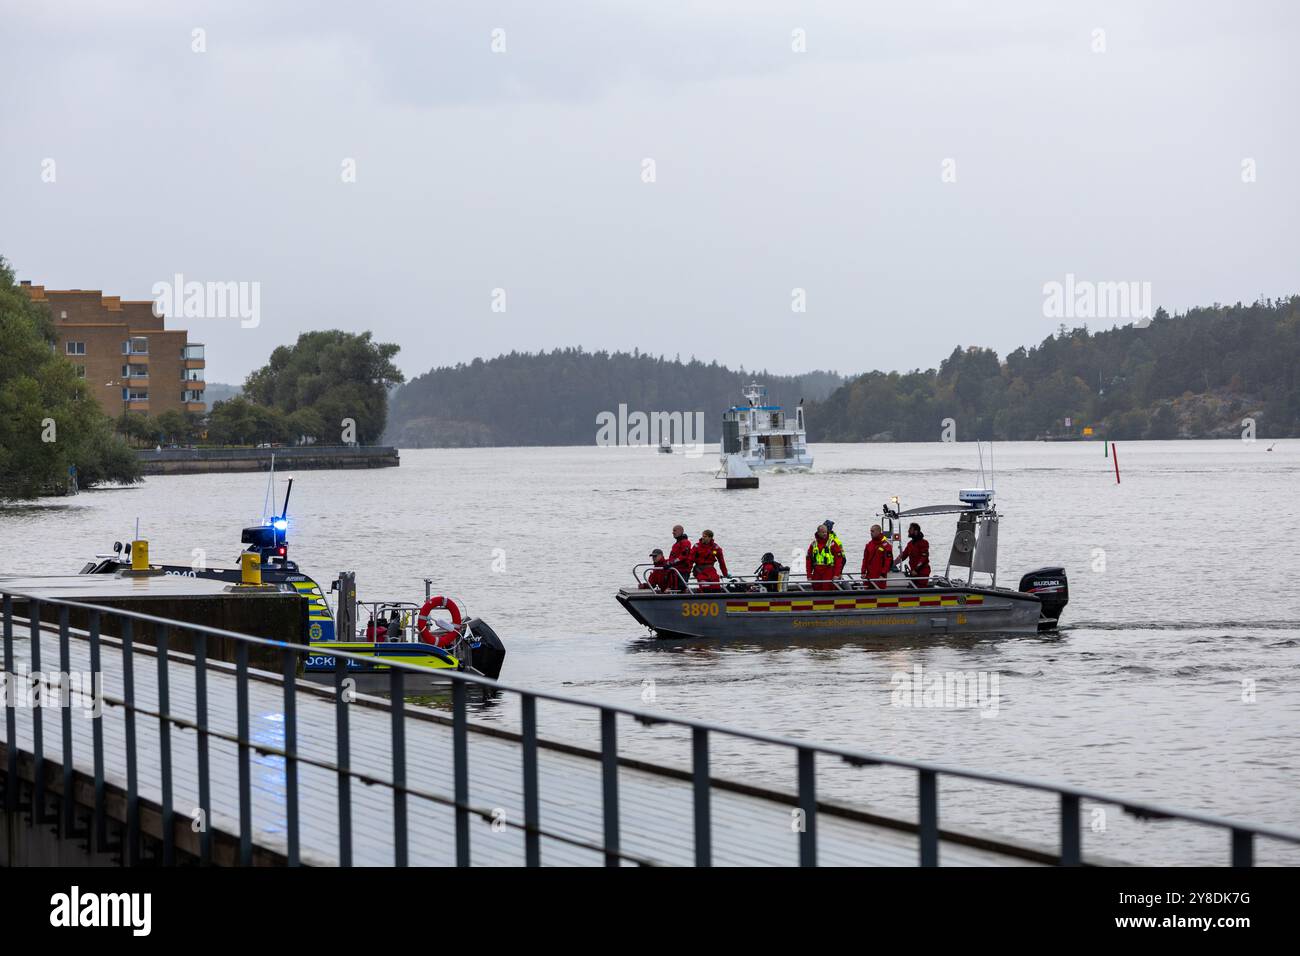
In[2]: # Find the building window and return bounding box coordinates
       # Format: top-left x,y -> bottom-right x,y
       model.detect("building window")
60,310 -> 67,319
183,344 -> 205,361
122,337 -> 149,355
121,364 -> 148,378
183,390 -> 204,403
185,368 -> 205,381
123,388 -> 149,401
74,365 -> 86,378
65,341 -> 86,355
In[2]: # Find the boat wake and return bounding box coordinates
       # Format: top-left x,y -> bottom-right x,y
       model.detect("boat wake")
1070,619 -> 1300,632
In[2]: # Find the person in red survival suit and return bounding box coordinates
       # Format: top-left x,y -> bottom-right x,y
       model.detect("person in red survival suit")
899,522 -> 931,587
691,529 -> 728,591
667,524 -> 693,592
642,548 -> 674,591
754,552 -> 786,592
861,523 -> 894,589
805,524 -> 844,591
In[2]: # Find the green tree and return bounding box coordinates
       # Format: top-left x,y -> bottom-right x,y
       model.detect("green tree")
243,330 -> 404,444
207,396 -> 290,446
0,257 -> 141,498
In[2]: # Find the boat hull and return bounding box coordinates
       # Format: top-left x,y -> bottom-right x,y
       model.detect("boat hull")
618,585 -> 1044,640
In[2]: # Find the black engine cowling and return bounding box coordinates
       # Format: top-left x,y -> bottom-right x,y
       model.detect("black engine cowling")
464,618 -> 506,679
1019,566 -> 1068,629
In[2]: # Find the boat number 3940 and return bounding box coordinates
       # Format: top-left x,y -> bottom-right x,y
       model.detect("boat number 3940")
681,602 -> 720,618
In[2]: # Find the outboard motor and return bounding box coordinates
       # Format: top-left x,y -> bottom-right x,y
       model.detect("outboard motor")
1019,567 -> 1068,630
464,619 -> 507,679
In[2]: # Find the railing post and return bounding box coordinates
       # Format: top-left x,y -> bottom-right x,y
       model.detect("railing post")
58,607 -> 74,838
282,649 -> 299,867
452,679 -> 470,867
333,653 -> 352,866
797,747 -> 816,866
3,595 -> 16,815
1231,828 -> 1254,867
88,611 -> 106,852
29,600 -> 45,824
693,727 -> 711,867
193,632 -> 212,865
390,668 -> 407,868
121,616 -> 139,864
600,708 -> 620,866
521,692 -> 540,867
236,642 -> 252,865
918,769 -> 939,866
1059,793 -> 1081,866
155,625 -> 174,864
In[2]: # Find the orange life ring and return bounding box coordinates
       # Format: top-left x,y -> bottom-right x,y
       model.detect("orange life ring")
417,595 -> 462,647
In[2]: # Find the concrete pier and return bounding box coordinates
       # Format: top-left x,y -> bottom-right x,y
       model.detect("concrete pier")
137,445 -> 399,475
0,575 -> 306,666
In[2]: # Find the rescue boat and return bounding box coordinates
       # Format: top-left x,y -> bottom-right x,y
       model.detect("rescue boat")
79,478 -> 506,680
617,488 -> 1067,640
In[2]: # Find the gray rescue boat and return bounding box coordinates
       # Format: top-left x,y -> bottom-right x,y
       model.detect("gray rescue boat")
617,489 -> 1068,640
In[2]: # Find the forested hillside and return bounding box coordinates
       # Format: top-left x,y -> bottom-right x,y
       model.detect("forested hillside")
387,348 -> 843,446
811,297 -> 1300,441
386,298 -> 1300,447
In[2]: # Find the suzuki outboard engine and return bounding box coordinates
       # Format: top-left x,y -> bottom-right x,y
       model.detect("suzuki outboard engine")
1019,566 -> 1068,630
464,619 -> 507,679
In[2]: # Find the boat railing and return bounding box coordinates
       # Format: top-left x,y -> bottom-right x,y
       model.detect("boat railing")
632,564 -> 959,593
356,600 -> 472,644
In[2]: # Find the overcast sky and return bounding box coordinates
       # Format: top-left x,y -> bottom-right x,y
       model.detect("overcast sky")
3,0 -> 1297,385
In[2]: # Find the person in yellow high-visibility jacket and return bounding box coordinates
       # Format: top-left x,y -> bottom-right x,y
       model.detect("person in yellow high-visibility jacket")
806,524 -> 844,591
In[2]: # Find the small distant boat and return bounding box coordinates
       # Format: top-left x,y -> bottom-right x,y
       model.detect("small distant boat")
720,384 -> 812,471
658,439 -> 673,454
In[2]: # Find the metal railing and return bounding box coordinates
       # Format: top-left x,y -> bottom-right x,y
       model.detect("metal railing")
3,585 -> 1298,867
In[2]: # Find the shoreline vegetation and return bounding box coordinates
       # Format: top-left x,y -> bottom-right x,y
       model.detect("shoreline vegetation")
0,259 -> 141,500
6,244 -> 1296,502
383,297 -> 1300,447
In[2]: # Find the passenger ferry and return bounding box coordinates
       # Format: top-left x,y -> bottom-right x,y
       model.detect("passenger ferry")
720,384 -> 813,471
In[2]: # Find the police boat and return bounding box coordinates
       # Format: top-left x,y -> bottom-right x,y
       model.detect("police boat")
304,572 -> 506,682
79,480 -> 506,680
616,488 -> 1067,641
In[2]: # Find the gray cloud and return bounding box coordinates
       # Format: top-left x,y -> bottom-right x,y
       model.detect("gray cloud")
2,0 -> 1297,385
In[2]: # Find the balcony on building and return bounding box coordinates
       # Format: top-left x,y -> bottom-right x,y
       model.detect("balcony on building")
183,343 -> 205,369
122,363 -> 150,388
182,387 -> 207,413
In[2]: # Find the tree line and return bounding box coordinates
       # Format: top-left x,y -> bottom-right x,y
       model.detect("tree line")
811,297 -> 1300,441
0,259 -> 141,499
121,330 -> 405,448
386,347 -> 844,446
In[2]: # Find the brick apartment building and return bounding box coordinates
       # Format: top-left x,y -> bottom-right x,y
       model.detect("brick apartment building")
20,281 -> 206,418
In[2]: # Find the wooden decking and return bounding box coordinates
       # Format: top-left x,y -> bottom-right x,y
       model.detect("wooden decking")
3,622 -> 1046,866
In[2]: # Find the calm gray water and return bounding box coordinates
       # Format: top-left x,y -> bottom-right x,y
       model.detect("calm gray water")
3,440 -> 1297,864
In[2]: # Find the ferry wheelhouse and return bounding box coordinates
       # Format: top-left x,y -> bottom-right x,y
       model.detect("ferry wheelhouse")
720,384 -> 813,471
